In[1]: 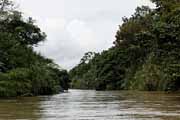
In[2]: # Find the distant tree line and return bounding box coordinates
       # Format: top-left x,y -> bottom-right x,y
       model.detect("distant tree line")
0,0 -> 70,97
69,0 -> 180,91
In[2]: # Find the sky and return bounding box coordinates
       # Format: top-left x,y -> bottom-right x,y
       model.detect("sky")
14,0 -> 154,70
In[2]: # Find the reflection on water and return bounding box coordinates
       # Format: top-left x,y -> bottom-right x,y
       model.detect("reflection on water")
0,90 -> 180,120
0,97 -> 41,119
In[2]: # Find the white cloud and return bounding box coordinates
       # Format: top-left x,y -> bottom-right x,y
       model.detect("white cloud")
42,18 -> 66,30
67,19 -> 97,50
15,0 -> 155,70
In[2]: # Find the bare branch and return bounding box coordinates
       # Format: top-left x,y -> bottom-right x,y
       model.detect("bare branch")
0,0 -> 5,11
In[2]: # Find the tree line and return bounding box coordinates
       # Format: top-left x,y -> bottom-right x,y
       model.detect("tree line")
69,0 -> 180,91
0,0 -> 70,97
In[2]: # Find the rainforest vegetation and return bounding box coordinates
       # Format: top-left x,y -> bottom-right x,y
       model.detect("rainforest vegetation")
1,0 -> 180,97
0,0 -> 70,97
70,0 -> 180,91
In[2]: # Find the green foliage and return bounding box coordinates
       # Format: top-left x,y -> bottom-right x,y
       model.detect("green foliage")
70,1 -> 180,91
0,68 -> 32,97
0,1 -> 70,97
131,54 -> 169,91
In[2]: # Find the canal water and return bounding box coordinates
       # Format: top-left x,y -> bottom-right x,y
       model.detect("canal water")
0,89 -> 180,120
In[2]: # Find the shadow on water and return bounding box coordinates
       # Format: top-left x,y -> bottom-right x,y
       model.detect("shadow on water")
0,90 -> 180,120
0,97 -> 42,120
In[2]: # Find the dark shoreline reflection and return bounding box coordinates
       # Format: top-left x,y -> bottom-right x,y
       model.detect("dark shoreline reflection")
0,97 -> 42,119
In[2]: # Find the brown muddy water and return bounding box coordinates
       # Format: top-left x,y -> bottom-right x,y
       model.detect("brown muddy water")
0,89 -> 180,120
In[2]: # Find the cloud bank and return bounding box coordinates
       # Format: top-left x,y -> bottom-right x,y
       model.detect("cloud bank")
16,0 -> 154,70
